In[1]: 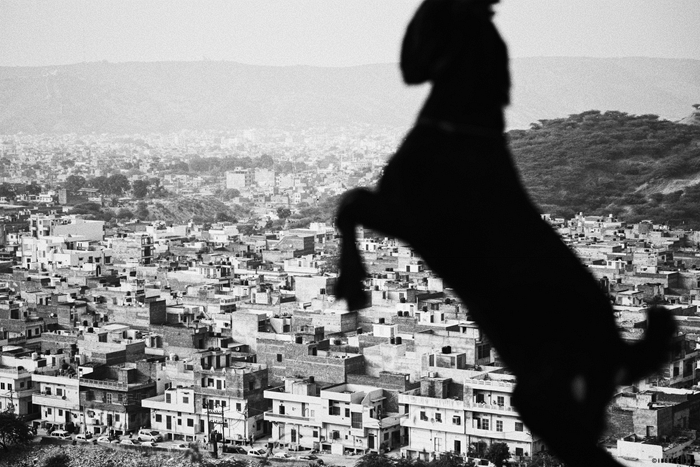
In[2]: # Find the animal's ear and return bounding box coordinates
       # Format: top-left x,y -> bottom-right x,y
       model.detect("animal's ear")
400,0 -> 497,85
400,0 -> 454,85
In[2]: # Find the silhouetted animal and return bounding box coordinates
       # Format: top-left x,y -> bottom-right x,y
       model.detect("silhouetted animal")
334,1 -> 676,465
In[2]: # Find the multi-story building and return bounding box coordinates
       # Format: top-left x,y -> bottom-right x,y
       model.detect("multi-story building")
226,169 -> 253,190
0,363 -> 35,416
107,233 -> 154,265
79,363 -> 157,437
142,385 -> 203,442
399,373 -> 541,462
265,379 -> 404,456
32,369 -> 81,432
144,358 -> 268,444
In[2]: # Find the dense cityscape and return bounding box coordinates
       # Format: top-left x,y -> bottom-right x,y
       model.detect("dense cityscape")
2,126 -> 700,467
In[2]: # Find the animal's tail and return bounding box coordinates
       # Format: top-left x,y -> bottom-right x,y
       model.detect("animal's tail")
620,306 -> 677,385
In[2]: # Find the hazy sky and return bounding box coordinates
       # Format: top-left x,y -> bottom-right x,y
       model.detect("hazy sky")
1,0 -> 699,67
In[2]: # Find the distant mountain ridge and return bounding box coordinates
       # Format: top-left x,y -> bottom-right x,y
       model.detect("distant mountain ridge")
0,57 -> 698,134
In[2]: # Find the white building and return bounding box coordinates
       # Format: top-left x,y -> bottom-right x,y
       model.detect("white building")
399,373 -> 541,462
265,379 -> 404,455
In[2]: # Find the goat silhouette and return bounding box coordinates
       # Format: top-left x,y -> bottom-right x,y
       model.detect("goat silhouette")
334,1 -> 676,465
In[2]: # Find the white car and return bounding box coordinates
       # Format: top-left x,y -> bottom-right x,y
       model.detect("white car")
173,443 -> 189,450
247,448 -> 268,458
120,439 -> 141,446
50,430 -> 72,440
75,433 -> 93,441
137,429 -> 163,442
273,452 -> 292,459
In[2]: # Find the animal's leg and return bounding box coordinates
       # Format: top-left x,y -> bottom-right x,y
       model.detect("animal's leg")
335,188 -> 409,310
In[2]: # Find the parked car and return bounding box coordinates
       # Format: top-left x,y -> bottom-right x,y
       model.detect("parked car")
96,435 -> 117,444
173,444 -> 189,450
140,441 -> 158,447
223,445 -> 248,454
120,439 -> 141,446
299,454 -> 318,460
137,429 -> 163,442
75,433 -> 93,441
273,452 -> 292,459
50,430 -> 72,440
247,448 -> 268,457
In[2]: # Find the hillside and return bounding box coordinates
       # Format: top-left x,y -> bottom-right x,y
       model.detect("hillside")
0,57 -> 699,133
510,110 -> 700,227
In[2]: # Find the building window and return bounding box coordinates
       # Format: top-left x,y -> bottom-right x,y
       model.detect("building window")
345,408 -> 350,418
351,412 -> 363,429
183,396 -> 189,404
236,403 -> 242,412
249,381 -> 254,391
435,413 -> 442,423
56,388 -> 63,396
515,422 -> 524,432
166,393 -> 171,403
482,419 -> 489,430
58,410 -> 63,416
515,448 -> 524,457
47,408 -> 52,415
329,403 -> 340,416
115,414 -> 120,422
178,419 -> 182,426
117,394 -> 123,403
276,354 -> 283,362
497,396 -> 505,406
452,415 -> 461,425
496,421 -> 503,432
279,405 -> 285,415
156,414 -> 162,423
106,393 -> 112,404
216,380 -> 222,390
420,411 -> 428,421
187,419 -> 194,427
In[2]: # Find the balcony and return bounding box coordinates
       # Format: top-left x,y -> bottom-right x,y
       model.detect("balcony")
466,401 -> 516,414
264,410 -> 319,426
32,394 -> 80,410
398,394 -> 468,410
80,378 -> 155,391
464,378 -> 516,392
0,366 -> 31,376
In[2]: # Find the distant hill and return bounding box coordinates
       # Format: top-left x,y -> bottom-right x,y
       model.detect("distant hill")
0,57 -> 699,134
510,110 -> 700,227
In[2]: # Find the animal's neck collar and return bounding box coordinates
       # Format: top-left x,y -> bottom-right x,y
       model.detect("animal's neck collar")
417,117 -> 504,138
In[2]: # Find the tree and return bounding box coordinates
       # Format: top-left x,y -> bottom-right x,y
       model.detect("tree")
64,175 -> 86,193
528,451 -> 566,467
215,212 -> 236,223
258,154 -> 274,169
222,188 -> 241,201
117,208 -> 134,219
106,174 -> 130,196
276,207 -> 292,219
89,175 -> 108,193
136,201 -> 149,220
355,452 -> 393,467
469,441 -> 488,459
132,179 -> 150,199
0,408 -> 33,451
429,452 -> 464,467
485,442 -> 511,467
